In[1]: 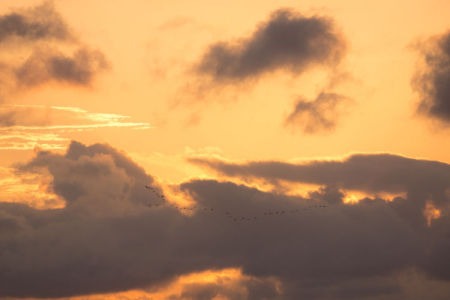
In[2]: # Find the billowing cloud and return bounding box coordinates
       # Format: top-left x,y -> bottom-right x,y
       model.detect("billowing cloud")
194,8 -> 346,83
285,92 -> 351,133
412,30 -> 450,123
0,1 -> 72,43
16,47 -> 109,87
0,142 -> 450,299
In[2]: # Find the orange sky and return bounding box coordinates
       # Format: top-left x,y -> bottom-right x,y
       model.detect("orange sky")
1,1 -> 450,299
0,0 -> 449,171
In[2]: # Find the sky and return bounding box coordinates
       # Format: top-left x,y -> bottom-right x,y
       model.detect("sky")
0,0 -> 450,299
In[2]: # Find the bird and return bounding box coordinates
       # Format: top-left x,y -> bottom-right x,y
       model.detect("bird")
144,185 -> 330,224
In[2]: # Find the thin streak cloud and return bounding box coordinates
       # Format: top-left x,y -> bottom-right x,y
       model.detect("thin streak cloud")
0,105 -> 151,150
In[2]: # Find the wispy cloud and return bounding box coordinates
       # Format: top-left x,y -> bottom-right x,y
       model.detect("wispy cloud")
285,92 -> 352,134
0,105 -> 151,150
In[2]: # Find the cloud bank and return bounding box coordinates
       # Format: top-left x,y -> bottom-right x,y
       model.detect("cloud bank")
0,142 -> 450,299
189,154 -> 450,225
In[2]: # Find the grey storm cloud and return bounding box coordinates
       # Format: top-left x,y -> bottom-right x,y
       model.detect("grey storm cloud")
413,30 -> 450,123
194,8 -> 346,83
0,1 -> 72,43
15,47 -> 109,87
1,141 -> 450,299
285,92 -> 351,133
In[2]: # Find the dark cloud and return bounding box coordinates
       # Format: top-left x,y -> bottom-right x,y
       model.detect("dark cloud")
285,92 -> 351,133
0,2 -> 108,94
308,185 -> 345,205
177,179 -> 448,299
0,1 -> 72,43
194,9 -> 346,83
1,142 -> 450,298
18,140 -> 153,209
188,153 -> 450,196
189,153 -> 450,227
15,47 -> 109,87
279,276 -> 402,300
412,30 -> 450,123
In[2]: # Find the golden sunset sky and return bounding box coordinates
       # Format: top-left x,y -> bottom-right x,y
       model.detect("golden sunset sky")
1,1 -> 450,299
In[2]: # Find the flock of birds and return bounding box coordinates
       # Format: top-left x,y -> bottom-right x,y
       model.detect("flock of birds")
145,185 -> 328,223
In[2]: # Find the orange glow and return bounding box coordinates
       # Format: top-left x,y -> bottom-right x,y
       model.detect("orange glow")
52,268 -> 258,300
424,201 -> 441,227
343,191 -> 407,205
342,191 -> 368,204
0,167 -> 65,209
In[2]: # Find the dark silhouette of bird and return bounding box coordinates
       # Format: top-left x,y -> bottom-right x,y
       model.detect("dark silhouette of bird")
144,185 -> 331,224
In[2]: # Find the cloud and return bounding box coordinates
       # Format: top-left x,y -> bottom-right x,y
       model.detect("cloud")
0,105 -> 150,150
188,153 -> 450,227
188,154 -> 450,196
0,110 -> 19,127
175,276 -> 280,300
17,141 -> 155,210
176,179 -> 450,299
194,8 -> 346,84
0,2 -> 108,95
157,16 -> 196,31
285,92 -> 351,133
1,142 -> 450,298
412,30 -> 450,123
0,1 -> 72,43
15,47 -> 109,87
0,166 -> 63,209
